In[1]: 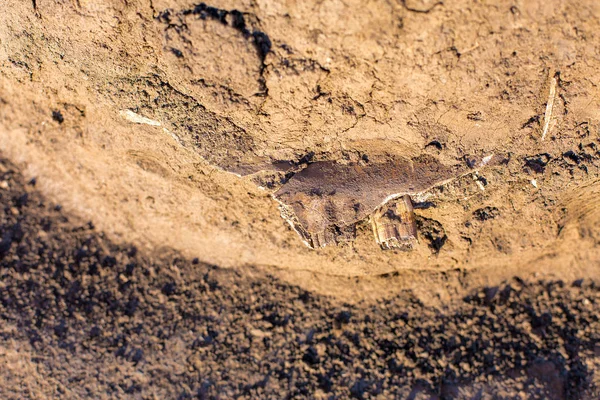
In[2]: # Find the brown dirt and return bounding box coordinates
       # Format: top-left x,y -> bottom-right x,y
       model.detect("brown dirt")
2,155 -> 600,399
2,0 -> 600,397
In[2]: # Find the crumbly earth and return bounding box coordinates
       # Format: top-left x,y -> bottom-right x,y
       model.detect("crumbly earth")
2,156 -> 600,399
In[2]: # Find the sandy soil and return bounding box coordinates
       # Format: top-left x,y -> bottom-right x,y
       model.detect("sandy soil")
1,0 -> 600,397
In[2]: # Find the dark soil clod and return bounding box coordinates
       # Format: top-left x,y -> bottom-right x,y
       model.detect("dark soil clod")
51,110 -> 64,124
473,206 -> 500,221
524,153 -> 551,173
416,216 -> 447,252
425,140 -> 444,150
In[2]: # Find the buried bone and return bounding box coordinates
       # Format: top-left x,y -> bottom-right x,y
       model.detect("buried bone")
371,195 -> 418,250
274,154 -> 497,249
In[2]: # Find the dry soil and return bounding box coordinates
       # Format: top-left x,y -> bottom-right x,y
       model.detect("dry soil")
1,0 -> 600,398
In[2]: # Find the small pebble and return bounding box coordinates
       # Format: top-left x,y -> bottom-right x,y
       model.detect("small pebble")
583,298 -> 591,306
0,181 -> 8,189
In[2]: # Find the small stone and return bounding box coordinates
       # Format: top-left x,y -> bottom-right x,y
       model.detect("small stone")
161,282 -> 176,296
16,193 -> 28,207
572,279 -> 584,287
130,348 -> 144,363
0,181 -> 8,189
302,346 -> 320,365
0,233 -> 13,255
54,320 -> 68,337
250,329 -> 270,338
582,298 -> 591,306
484,286 -> 499,302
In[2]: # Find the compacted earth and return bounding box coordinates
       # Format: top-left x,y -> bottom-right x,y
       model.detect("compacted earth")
2,0 -> 600,282
2,158 -> 600,399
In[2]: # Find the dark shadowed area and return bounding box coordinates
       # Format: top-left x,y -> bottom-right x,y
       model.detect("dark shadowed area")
2,157 -> 600,399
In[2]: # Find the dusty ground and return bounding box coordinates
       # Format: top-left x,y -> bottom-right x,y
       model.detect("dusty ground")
1,0 -> 600,397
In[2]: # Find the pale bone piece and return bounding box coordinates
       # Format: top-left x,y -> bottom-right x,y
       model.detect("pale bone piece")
119,110 -> 162,126
371,194 -> 418,250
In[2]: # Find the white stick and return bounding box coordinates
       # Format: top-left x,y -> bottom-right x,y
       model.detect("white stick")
541,75 -> 557,141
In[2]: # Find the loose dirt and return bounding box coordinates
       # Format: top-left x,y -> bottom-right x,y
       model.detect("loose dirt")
2,155 -> 600,399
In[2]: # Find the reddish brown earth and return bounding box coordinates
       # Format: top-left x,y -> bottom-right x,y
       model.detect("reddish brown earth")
2,0 -> 600,286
